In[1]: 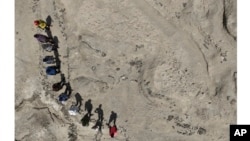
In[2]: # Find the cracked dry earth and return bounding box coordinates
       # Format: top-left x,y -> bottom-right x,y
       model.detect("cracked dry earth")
15,0 -> 236,141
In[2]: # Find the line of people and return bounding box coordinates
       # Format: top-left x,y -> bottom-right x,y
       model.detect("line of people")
33,17 -> 118,138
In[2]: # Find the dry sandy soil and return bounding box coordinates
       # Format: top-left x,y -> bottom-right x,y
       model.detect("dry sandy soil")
15,0 -> 236,141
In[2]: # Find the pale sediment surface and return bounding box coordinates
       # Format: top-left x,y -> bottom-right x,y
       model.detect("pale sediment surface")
15,0 -> 236,141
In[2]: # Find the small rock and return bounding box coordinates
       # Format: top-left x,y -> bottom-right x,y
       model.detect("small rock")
197,127 -> 206,135
101,52 -> 106,57
167,115 -> 174,121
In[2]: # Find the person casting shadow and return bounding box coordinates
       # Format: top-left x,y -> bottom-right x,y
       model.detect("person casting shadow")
107,111 -> 117,126
75,93 -> 83,110
85,99 -> 93,116
95,104 -> 104,122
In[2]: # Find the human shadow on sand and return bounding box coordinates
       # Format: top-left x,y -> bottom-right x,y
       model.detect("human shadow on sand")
81,113 -> 91,126
64,82 -> 72,97
92,119 -> 103,132
45,15 -> 52,37
91,104 -> 104,132
107,111 -> 117,126
58,82 -> 72,102
94,104 -> 104,122
74,93 -> 83,110
46,15 -> 52,27
52,73 -> 66,91
52,36 -> 61,72
85,99 -> 93,116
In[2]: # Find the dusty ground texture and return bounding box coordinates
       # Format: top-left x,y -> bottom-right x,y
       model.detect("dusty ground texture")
15,0 -> 236,141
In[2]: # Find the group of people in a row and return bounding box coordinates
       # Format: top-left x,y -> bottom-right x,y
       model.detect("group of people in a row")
34,20 -> 60,75
33,19 -> 118,138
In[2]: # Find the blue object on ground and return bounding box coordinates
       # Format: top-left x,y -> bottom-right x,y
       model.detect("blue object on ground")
46,66 -> 57,75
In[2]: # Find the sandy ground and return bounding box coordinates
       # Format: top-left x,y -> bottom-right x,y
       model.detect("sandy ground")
15,0 -> 236,141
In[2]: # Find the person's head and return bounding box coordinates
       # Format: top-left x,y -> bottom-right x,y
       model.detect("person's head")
34,20 -> 39,26
99,104 -> 102,108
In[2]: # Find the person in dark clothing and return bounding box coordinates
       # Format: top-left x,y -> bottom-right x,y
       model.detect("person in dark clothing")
74,93 -> 83,109
85,99 -> 93,116
34,34 -> 54,44
95,104 -> 104,122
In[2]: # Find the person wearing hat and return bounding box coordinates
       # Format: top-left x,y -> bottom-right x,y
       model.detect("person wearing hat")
34,20 -> 50,30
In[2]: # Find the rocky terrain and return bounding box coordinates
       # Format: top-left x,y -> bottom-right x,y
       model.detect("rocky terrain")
15,0 -> 236,141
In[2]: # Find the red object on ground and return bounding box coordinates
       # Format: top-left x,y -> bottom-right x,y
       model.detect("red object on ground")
34,20 -> 39,25
109,126 -> 117,138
